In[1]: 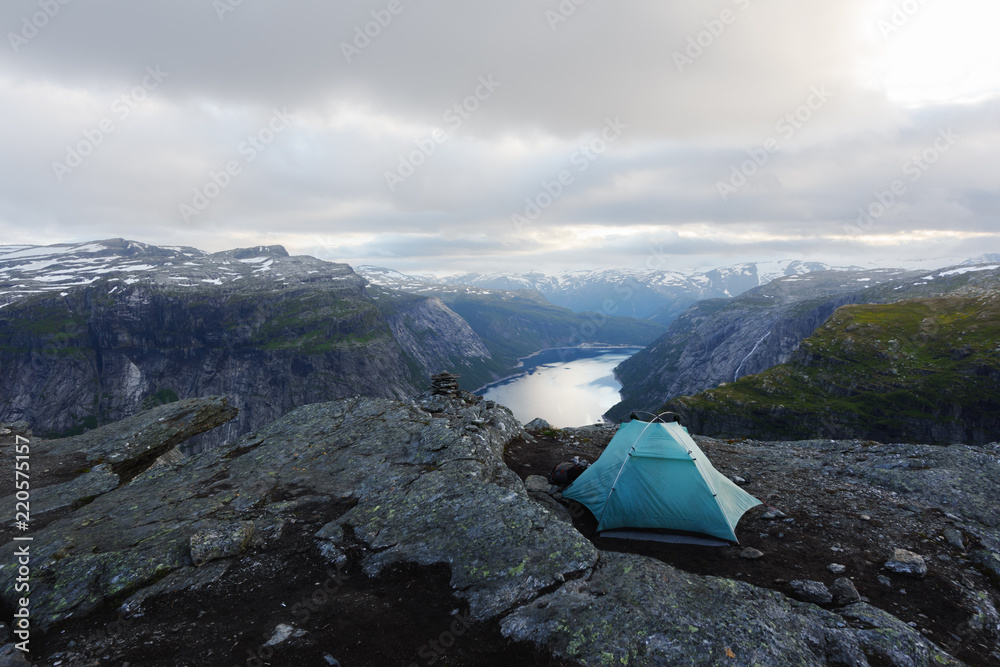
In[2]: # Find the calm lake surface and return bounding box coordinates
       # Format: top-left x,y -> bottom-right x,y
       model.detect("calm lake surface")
478,347 -> 641,428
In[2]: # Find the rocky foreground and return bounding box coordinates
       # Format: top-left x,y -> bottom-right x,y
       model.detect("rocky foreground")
508,423 -> 1000,666
1,391 -> 996,665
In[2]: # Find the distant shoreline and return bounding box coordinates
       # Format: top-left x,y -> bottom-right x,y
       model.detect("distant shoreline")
473,344 -> 642,394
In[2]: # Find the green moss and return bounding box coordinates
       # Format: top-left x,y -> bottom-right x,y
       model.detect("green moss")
667,294 -> 1000,443
11,313 -> 86,336
251,293 -> 391,353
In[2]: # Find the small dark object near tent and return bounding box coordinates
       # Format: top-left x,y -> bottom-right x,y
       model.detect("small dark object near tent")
548,456 -> 590,486
562,415 -> 762,545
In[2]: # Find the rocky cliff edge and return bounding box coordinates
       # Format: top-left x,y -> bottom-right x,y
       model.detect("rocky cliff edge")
0,393 -> 966,666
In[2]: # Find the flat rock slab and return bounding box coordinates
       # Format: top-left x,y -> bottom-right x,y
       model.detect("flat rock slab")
0,464 -> 118,525
38,396 -> 238,482
309,399 -> 597,621
501,552 -> 959,666
0,395 -> 594,630
837,603 -> 961,666
0,394 -> 970,666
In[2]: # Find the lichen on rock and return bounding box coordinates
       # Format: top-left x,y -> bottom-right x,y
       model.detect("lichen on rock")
190,521 -> 255,567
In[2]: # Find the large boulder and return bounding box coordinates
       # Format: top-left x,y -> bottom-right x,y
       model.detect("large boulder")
0,397 -> 238,530
26,396 -> 238,484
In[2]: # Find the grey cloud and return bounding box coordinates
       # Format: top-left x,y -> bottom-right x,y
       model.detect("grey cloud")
0,0 -> 998,271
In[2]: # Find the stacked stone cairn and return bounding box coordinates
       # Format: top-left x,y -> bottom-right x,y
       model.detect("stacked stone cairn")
430,372 -> 461,396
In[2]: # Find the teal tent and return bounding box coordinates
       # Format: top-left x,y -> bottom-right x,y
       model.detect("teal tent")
562,418 -> 762,544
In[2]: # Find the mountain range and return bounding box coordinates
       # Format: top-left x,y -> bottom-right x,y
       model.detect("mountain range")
608,261 -> 1000,432
0,239 -> 661,445
359,260 -> 867,325
4,239 -> 999,446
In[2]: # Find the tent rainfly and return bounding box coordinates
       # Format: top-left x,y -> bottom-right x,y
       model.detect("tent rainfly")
562,417 -> 762,544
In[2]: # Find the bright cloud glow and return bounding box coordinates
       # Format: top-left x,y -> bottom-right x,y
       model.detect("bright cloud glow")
864,0 -> 1000,106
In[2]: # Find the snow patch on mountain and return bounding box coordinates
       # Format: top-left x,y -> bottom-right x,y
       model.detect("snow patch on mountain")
0,239 -> 353,308
358,260 -> 870,322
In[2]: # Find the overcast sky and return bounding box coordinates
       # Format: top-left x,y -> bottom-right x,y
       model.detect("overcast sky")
1,0 -> 998,274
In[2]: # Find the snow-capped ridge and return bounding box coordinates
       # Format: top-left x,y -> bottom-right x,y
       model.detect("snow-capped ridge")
0,239 -> 350,308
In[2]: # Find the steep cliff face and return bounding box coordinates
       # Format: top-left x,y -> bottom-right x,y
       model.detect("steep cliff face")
375,286 -> 664,391
664,293 -> 1000,444
368,280 -> 667,388
0,266 -> 416,447
372,288 -> 497,387
0,239 -> 535,446
608,265 -> 1000,422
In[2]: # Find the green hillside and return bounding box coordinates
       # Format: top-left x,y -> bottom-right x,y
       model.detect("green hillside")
665,293 -> 1000,444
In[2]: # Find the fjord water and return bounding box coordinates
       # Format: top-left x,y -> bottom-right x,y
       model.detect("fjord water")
478,347 -> 641,428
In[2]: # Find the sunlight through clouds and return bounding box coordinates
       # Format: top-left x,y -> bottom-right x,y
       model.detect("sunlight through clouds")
862,0 -> 1000,106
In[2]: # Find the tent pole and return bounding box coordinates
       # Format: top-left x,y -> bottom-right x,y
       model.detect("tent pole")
595,419 -> 662,529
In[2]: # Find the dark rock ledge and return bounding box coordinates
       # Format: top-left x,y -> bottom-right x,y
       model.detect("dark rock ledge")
0,391 -> 964,665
